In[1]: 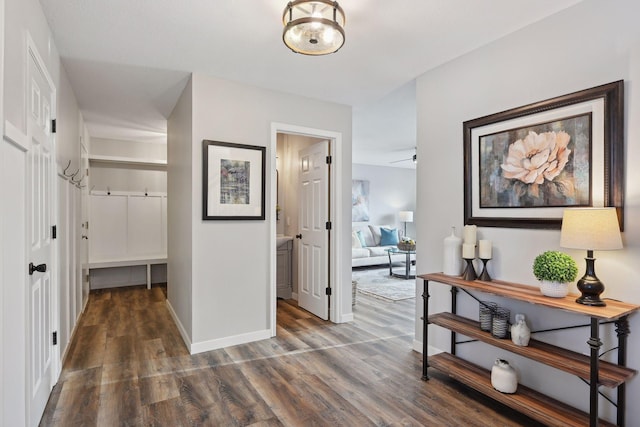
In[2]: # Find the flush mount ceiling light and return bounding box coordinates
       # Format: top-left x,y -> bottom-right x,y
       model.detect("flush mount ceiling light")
282,0 -> 345,55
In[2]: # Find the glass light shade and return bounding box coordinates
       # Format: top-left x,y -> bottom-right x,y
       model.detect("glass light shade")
283,0 -> 345,55
560,208 -> 622,250
398,211 -> 414,223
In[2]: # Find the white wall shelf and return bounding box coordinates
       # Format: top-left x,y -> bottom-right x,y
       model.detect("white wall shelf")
89,154 -> 167,168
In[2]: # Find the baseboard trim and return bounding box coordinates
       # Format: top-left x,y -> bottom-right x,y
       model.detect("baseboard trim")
190,329 -> 272,355
165,299 -> 192,351
412,339 -> 443,356
338,312 -> 354,322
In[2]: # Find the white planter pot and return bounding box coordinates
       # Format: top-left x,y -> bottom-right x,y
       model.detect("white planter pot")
539,280 -> 569,298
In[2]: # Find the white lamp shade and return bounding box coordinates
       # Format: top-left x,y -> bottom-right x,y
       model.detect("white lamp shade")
399,211 -> 413,222
560,208 -> 623,250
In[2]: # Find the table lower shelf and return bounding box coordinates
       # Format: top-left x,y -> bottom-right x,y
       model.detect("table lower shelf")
428,352 -> 616,427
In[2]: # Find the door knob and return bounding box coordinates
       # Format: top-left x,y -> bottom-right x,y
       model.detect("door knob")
295,234 -> 302,239
29,262 -> 47,275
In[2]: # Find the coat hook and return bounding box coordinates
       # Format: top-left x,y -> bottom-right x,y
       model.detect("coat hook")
144,188 -> 148,196
107,186 -> 111,195
63,160 -> 72,176
72,173 -> 84,184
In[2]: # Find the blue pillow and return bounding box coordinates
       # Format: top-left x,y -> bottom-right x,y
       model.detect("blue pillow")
356,230 -> 367,247
380,227 -> 399,246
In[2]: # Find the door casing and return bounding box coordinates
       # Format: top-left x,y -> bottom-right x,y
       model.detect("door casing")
270,123 -> 344,334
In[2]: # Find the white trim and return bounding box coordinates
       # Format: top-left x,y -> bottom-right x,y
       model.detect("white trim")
90,189 -> 167,197
4,120 -> 28,152
190,329 -> 272,355
412,339 -> 445,356
165,299 -> 192,351
270,122 -> 344,334
340,313 -> 354,322
89,154 -> 167,168
0,0 -> 6,421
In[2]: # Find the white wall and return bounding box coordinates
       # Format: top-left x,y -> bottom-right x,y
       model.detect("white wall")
168,73 -> 351,351
0,0 -> 5,420
89,137 -> 167,193
1,0 -> 84,424
415,0 -> 640,422
352,163 -> 416,237
167,76 -> 194,343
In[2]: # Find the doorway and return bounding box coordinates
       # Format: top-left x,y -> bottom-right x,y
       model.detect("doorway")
270,123 -> 345,335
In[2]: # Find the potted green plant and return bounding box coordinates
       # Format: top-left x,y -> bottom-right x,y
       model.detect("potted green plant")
533,250 -> 578,298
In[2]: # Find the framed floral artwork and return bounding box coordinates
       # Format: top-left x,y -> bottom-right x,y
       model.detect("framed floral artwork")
463,80 -> 624,229
203,140 -> 266,220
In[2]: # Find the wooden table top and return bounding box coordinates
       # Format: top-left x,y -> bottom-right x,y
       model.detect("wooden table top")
419,272 -> 640,321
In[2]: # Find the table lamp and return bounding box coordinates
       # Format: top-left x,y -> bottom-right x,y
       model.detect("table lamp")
560,207 -> 623,306
399,211 -> 413,237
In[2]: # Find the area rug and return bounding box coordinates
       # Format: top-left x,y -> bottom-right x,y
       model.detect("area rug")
352,268 -> 416,301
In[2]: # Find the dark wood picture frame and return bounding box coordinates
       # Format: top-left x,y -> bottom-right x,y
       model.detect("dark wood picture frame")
202,140 -> 266,220
463,80 -> 624,230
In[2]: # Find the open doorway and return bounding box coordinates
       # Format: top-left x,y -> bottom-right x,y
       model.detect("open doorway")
269,123 -> 344,335
350,163 -> 417,340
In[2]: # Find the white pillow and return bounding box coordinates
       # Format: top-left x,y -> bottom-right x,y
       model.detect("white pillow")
352,231 -> 363,248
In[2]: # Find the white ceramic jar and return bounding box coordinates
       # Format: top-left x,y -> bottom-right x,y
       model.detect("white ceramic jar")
510,313 -> 531,346
491,359 -> 518,394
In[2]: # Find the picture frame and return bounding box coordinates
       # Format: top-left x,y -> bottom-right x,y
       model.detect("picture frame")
463,80 -> 624,230
202,140 -> 266,220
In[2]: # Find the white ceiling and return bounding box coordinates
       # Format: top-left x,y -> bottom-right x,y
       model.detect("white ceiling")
39,0 -> 584,166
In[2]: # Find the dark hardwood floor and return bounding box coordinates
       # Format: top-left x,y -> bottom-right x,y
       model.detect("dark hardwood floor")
40,282 -> 543,426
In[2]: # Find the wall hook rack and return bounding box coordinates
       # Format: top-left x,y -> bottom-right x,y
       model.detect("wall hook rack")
63,160 -> 72,176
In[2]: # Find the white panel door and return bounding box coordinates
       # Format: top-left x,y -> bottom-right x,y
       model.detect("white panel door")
27,47 -> 56,426
297,140 -> 329,320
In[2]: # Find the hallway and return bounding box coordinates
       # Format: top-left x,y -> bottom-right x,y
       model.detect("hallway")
40,285 -> 541,426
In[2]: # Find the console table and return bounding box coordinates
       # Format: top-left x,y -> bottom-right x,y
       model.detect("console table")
419,272 -> 639,427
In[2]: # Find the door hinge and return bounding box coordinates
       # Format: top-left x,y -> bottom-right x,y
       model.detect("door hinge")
52,225 -> 57,239
326,155 -> 332,164
325,221 -> 332,230
51,119 -> 56,133
52,331 -> 58,346
325,287 -> 332,296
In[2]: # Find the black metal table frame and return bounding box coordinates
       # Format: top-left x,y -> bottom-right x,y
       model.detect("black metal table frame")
387,248 -> 415,279
420,278 -> 631,427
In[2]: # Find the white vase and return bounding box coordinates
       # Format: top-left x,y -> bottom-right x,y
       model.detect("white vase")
539,280 -> 569,298
443,227 -> 462,275
491,359 -> 518,394
510,314 -> 531,347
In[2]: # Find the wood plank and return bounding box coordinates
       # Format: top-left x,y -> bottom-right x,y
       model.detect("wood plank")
420,272 -> 640,320
428,352 -> 616,427
42,283 -> 556,426
429,312 -> 636,388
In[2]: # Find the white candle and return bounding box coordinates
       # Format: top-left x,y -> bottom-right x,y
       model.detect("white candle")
479,240 -> 492,259
462,243 -> 476,259
463,225 -> 477,245
443,227 -> 462,275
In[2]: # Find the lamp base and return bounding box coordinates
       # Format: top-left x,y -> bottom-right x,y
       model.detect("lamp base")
575,256 -> 606,307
